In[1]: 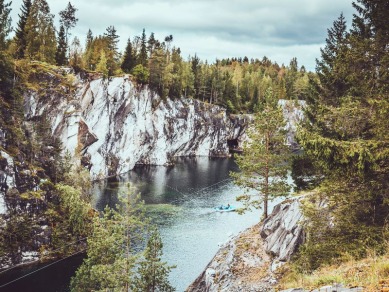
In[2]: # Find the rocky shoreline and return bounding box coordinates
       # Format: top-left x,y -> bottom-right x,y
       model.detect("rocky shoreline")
186,196 -> 305,292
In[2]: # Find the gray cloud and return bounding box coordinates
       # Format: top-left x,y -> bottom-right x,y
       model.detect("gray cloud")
9,0 -> 355,71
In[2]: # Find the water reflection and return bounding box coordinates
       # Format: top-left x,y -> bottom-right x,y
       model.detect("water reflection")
93,157 -> 262,291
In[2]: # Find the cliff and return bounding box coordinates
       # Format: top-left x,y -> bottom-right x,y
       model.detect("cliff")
23,73 -> 247,180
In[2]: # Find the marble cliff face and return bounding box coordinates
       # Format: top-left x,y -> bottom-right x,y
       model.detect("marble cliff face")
23,75 -> 248,179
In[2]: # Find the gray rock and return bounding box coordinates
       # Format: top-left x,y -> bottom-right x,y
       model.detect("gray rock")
260,196 -> 305,262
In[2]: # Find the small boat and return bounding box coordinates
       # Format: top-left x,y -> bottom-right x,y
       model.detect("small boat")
214,205 -> 236,212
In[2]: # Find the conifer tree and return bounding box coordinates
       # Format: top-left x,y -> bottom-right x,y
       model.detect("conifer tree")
316,13 -> 349,106
70,185 -> 148,291
59,2 -> 77,53
55,25 -> 67,66
296,0 -> 389,270
0,0 -> 11,50
104,25 -> 120,75
14,0 -> 31,58
231,88 -> 290,219
138,28 -> 148,67
24,0 -> 57,63
121,37 -> 136,73
133,228 -> 175,292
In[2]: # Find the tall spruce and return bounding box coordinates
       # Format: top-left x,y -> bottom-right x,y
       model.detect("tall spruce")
231,88 -> 290,219
14,0 -> 31,58
121,37 -> 136,73
316,13 -> 349,106
296,0 -> 389,270
104,25 -> 120,75
55,25 -> 67,66
138,28 -> 148,67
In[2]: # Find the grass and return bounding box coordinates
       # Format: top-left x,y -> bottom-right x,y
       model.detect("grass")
278,252 -> 389,291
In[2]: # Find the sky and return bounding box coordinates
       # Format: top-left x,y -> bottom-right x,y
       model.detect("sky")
9,0 -> 355,71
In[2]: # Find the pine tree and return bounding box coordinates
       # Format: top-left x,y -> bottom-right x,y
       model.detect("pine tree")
138,28 -> 148,67
0,0 -> 11,50
231,88 -> 290,219
104,25 -> 120,75
133,229 -> 175,292
55,25 -> 67,66
70,185 -> 148,291
24,0 -> 57,63
147,32 -> 156,56
13,0 -> 32,58
68,36 -> 83,70
121,37 -> 136,73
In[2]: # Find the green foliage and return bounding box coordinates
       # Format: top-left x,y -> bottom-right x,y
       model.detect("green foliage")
70,184 -> 150,291
0,0 -> 12,51
24,0 -> 57,63
59,1 -> 78,49
55,25 -> 67,66
133,228 -> 176,292
13,0 -> 32,59
96,49 -> 108,78
121,37 -> 136,73
132,64 -> 149,85
231,87 -> 291,219
294,0 -> 389,271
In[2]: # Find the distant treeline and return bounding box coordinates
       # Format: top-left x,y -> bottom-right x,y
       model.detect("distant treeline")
3,0 -> 313,113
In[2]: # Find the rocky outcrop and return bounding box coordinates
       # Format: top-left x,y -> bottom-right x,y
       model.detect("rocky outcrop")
0,151 -> 15,214
260,196 -> 305,263
187,224 -> 275,292
187,196 -> 306,291
24,76 -> 247,179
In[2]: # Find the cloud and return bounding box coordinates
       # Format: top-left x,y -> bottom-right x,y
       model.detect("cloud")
9,0 -> 355,71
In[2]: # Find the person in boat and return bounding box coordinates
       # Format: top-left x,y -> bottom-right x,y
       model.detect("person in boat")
226,204 -> 230,209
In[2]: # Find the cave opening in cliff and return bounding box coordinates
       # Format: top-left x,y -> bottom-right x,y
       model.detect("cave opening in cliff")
227,139 -> 242,154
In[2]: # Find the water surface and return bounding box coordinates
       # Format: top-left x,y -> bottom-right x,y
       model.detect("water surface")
1,157 -> 273,291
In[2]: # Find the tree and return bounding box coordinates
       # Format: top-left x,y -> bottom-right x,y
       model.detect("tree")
104,25 -> 120,75
295,0 -> 389,270
68,36 -> 83,70
70,185 -> 148,291
138,28 -> 148,67
231,88 -> 290,219
0,0 -> 11,51
132,64 -> 149,85
13,0 -> 31,58
315,13 -> 349,105
121,37 -> 136,73
24,0 -> 56,63
55,25 -> 67,66
133,228 -> 176,292
96,49 -> 108,78
59,2 -> 78,52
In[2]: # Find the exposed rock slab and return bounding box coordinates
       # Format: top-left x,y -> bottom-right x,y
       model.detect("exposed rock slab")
260,196 -> 305,262
186,224 -> 276,292
24,76 -> 247,179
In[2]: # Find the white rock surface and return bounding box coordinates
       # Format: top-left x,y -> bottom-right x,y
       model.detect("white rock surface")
24,76 -> 247,179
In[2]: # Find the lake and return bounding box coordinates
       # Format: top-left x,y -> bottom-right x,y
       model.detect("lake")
0,157 -> 269,292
